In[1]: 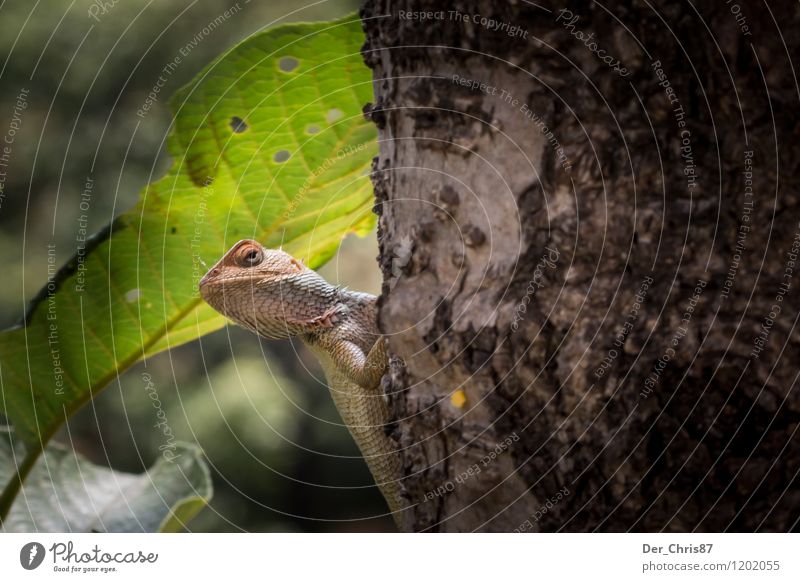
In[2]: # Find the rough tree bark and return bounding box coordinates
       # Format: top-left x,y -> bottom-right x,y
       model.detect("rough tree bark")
360,0 -> 800,532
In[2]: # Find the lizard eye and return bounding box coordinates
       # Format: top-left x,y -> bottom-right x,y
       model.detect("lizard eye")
236,246 -> 263,267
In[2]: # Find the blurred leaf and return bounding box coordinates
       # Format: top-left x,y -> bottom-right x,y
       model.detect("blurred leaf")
0,428 -> 212,532
0,13 -> 376,449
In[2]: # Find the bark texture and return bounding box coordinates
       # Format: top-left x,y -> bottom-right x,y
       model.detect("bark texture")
361,0 -> 800,532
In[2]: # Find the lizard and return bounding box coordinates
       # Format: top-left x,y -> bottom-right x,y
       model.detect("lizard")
198,239 -> 406,529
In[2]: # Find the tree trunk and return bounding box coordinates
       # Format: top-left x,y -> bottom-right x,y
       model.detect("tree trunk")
360,0 -> 800,532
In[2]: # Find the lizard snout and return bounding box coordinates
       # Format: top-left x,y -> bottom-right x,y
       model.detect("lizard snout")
199,267 -> 220,288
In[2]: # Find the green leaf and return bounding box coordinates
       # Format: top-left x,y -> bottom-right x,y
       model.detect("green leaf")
0,13 -> 376,451
0,429 -> 212,532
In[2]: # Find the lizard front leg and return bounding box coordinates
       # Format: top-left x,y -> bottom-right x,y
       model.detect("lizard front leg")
335,337 -> 387,389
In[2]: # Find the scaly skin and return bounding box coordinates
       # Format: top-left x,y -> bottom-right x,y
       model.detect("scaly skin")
199,240 -> 405,528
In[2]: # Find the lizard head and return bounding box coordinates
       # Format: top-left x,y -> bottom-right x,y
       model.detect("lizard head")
199,239 -> 338,339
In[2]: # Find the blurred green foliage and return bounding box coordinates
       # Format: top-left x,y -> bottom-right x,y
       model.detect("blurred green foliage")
0,0 -> 392,531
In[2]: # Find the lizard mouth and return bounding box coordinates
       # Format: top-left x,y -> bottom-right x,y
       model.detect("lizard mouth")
198,272 -> 281,310
199,271 -> 271,290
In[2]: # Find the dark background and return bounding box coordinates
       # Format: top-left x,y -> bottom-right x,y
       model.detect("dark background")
0,0 -> 395,532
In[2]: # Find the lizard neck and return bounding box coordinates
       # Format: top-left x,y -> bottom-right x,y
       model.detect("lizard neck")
304,289 -> 379,352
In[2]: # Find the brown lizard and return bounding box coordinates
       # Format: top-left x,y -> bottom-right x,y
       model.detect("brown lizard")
199,239 -> 405,528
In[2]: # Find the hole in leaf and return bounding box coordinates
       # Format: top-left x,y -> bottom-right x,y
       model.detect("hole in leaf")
306,124 -> 321,135
273,150 -> 290,163
326,108 -> 343,123
229,116 -> 248,133
279,56 -> 299,72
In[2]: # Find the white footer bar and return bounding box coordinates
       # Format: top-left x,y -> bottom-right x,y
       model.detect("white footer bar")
1,533 -> 796,581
